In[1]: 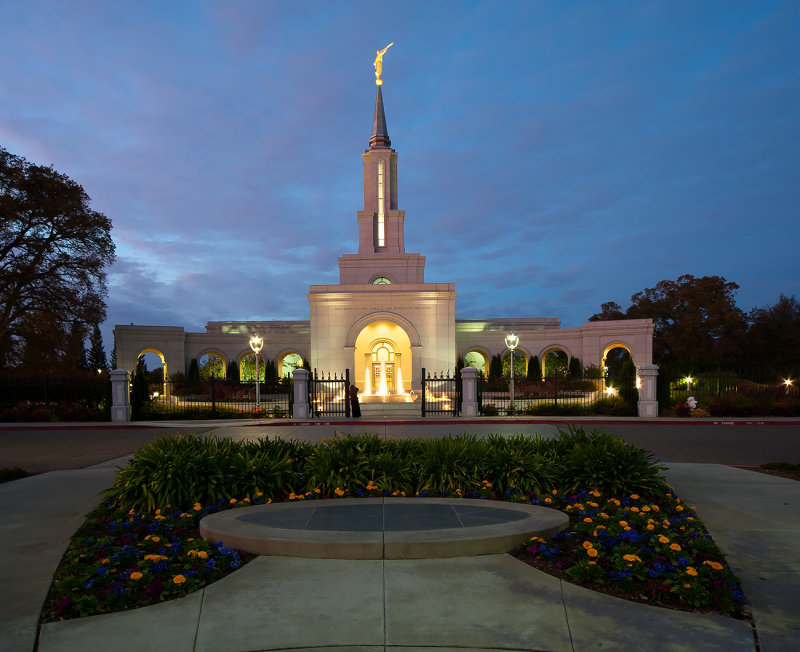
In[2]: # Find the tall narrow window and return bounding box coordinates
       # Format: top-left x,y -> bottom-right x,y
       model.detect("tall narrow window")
377,160 -> 385,247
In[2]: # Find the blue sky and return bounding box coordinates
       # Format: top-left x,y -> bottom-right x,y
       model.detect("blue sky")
2,0 -> 798,353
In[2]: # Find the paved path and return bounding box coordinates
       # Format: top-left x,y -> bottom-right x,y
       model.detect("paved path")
0,418 -> 798,651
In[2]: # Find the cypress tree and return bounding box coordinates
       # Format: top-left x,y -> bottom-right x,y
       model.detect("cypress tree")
527,355 -> 541,380
568,356 -> 582,379
131,355 -> 150,418
489,354 -> 503,381
619,358 -> 638,414
226,360 -> 239,382
188,358 -> 200,383
88,324 -> 108,371
265,358 -> 278,381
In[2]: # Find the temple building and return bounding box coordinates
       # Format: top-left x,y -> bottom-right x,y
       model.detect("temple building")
114,81 -> 654,400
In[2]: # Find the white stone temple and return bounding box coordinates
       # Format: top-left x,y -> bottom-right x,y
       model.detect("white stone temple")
114,83 -> 654,401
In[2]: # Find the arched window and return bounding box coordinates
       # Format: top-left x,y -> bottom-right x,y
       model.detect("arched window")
372,276 -> 391,285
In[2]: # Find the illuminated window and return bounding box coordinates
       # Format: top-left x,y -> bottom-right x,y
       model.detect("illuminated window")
372,276 -> 391,285
377,160 -> 385,247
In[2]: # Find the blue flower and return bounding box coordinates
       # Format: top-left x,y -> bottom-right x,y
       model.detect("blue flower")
230,560 -> 240,569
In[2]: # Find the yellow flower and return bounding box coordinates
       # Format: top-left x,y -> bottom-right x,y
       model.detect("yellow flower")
587,548 -> 598,558
583,517 -> 593,523
101,558 -> 110,564
658,535 -> 670,544
314,488 -> 321,494
676,505 -> 683,511
683,583 -> 691,589
544,497 -> 552,504
670,543 -> 682,551
630,494 -> 639,500
686,567 -> 698,576
552,490 -> 558,495
622,554 -> 642,563
150,536 -> 160,543
193,502 -> 202,511
198,550 -> 208,559
599,512 -> 609,519
180,512 -> 192,518
619,520 -> 628,527
256,491 -> 264,497
130,571 -> 143,580
230,498 -> 238,504
630,506 -> 639,513
154,515 -> 166,521
243,497 -> 251,503
641,506 -> 651,512
334,487 -> 345,497
173,574 -> 187,585
582,541 -> 594,550
646,524 -> 655,531
144,554 -> 168,562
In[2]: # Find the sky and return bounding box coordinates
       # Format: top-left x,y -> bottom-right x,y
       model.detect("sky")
2,0 -> 798,356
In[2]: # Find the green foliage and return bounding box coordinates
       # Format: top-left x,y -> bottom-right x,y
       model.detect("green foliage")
589,396 -> 637,416
527,355 -> 541,380
488,354 -> 503,381
131,356 -> 150,418
226,360 -> 239,382
199,355 -> 224,380
502,351 -> 527,378
568,356 -> 582,379
106,429 -> 669,510
240,353 -> 265,381
0,147 -> 115,368
187,359 -> 200,383
87,324 -> 107,371
544,350 -> 568,377
618,358 -> 638,410
552,426 -> 668,496
0,466 -> 28,483
265,359 -> 278,381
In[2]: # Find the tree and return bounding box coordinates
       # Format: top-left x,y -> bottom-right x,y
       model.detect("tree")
131,355 -> 150,418
226,360 -> 239,382
188,359 -> 200,383
568,356 -> 582,379
527,355 -> 541,380
488,354 -> 503,382
0,147 -> 115,366
590,275 -> 747,368
747,295 -> 800,375
87,323 -> 107,371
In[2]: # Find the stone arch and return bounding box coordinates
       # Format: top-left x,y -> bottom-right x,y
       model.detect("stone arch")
353,320 -> 413,396
502,346 -> 529,378
602,343 -> 633,384
540,345 -> 570,378
277,350 -> 306,378
238,349 -> 266,382
197,349 -> 227,380
462,348 -> 489,376
345,312 -> 421,348
137,348 -> 167,379
369,274 -> 395,285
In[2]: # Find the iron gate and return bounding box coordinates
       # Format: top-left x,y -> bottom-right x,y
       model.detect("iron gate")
309,369 -> 351,417
421,368 -> 460,416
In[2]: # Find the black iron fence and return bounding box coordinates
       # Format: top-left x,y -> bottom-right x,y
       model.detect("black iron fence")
478,374 -> 635,416
421,368 -> 460,416
309,369 -> 350,418
132,376 -> 292,420
0,372 -> 111,422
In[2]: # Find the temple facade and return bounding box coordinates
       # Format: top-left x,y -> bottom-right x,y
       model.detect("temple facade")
114,84 -> 654,397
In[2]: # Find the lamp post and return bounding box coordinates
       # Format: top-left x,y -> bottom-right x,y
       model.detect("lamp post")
505,332 -> 519,411
249,335 -> 263,406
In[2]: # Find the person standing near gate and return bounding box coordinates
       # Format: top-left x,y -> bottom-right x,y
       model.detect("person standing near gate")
349,384 -> 361,418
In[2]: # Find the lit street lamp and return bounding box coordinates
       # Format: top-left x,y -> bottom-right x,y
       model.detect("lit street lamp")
249,335 -> 263,406
505,332 -> 519,411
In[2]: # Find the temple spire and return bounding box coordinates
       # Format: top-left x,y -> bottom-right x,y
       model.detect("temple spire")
369,85 -> 391,149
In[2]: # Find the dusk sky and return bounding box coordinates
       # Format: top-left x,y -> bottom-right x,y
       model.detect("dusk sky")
2,1 -> 798,355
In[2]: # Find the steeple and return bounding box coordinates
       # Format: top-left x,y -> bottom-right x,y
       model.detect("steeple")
369,85 -> 391,149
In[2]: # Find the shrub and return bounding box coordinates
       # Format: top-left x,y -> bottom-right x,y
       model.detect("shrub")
527,355 -> 541,380
0,467 -> 28,483
553,426 -> 668,497
589,396 -> 636,416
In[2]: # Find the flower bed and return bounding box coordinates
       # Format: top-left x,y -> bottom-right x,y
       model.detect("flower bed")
509,488 -> 746,616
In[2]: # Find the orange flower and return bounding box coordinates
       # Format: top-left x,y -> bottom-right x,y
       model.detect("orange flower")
587,548 -> 598,558
129,571 -> 143,580
670,543 -> 682,551
173,574 -> 187,584
582,541 -> 594,550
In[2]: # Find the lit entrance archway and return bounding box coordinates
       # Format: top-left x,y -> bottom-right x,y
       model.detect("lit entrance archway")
354,321 -> 412,398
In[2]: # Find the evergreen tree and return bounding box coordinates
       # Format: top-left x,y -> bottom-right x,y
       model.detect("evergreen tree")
568,356 -> 582,379
65,320 -> 89,370
265,358 -> 278,381
188,358 -> 200,383
226,360 -> 239,382
88,324 -> 107,371
489,354 -> 503,381
527,355 -> 541,380
131,355 -> 150,418
619,358 -> 638,414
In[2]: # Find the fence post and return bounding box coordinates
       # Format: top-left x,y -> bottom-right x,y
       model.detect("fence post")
110,369 -> 132,422
460,367 -> 478,417
637,364 -> 659,417
292,369 -> 310,418
421,367 -> 426,417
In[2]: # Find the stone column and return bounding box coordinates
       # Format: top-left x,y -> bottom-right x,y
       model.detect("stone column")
637,363 -> 659,417
292,369 -> 310,419
460,366 -> 479,417
110,369 -> 131,422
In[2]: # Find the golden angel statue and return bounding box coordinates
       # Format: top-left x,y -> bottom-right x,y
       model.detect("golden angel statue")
374,42 -> 394,85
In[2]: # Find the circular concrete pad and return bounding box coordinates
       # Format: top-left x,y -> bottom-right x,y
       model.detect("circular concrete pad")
200,498 -> 569,559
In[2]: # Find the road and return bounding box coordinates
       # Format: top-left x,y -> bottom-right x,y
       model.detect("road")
2,419 -> 798,473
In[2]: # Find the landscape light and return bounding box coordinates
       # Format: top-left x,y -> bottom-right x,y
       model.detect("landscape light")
249,335 -> 264,406
505,332 -> 519,410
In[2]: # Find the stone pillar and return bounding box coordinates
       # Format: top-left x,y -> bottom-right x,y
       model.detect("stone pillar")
292,369 -> 310,419
637,363 -> 659,418
110,369 -> 131,422
461,366 -> 479,417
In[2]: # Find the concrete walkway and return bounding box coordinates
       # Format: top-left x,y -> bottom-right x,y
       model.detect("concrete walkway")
0,421 -> 798,651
